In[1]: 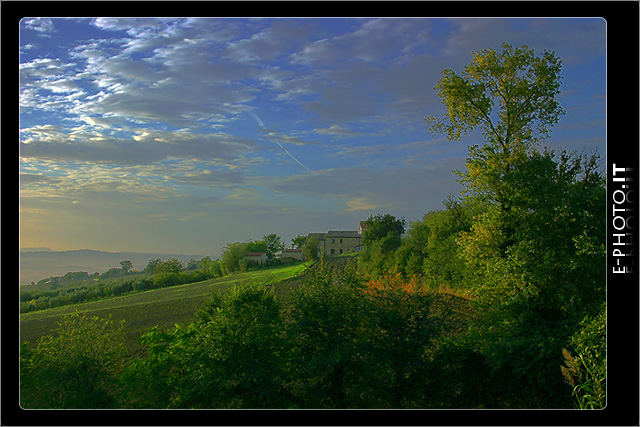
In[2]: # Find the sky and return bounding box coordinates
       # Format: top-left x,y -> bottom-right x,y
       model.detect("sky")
18,17 -> 606,256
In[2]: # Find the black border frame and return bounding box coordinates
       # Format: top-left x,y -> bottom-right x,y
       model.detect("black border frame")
3,2 -> 638,425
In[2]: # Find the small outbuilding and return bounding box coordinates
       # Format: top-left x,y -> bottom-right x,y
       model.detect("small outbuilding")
243,252 -> 267,265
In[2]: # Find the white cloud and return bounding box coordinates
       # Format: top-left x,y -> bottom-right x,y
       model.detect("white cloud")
345,197 -> 378,212
22,18 -> 55,34
313,124 -> 358,136
20,126 -> 260,168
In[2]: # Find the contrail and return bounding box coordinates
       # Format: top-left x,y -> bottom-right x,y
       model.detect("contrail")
249,112 -> 310,172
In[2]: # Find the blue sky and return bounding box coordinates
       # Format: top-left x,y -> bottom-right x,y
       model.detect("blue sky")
19,17 -> 606,256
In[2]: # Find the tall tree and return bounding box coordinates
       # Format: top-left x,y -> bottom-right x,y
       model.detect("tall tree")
302,237 -> 321,261
426,42 -> 564,155
427,43 -> 605,407
291,234 -> 307,249
263,233 -> 284,262
143,258 -> 161,274
120,260 -> 133,274
426,42 -> 565,204
154,258 -> 184,274
221,242 -> 249,273
361,214 -> 406,250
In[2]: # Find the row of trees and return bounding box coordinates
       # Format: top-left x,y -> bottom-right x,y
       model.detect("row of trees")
220,233 -> 287,273
21,258 -> 213,313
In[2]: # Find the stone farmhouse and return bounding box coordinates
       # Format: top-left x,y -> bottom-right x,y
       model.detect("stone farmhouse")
307,229 -> 362,258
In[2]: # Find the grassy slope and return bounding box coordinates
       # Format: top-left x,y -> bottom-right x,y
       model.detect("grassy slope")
20,262 -> 310,357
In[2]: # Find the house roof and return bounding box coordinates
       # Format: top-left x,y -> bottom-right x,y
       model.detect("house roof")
327,230 -> 360,237
245,252 -> 266,257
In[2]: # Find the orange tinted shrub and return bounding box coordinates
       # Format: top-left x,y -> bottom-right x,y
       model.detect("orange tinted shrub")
362,267 -> 424,297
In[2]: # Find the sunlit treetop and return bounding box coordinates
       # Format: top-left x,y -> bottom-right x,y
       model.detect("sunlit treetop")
427,42 -> 565,155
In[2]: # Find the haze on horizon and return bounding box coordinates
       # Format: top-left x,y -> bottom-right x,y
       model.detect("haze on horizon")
19,17 -> 605,256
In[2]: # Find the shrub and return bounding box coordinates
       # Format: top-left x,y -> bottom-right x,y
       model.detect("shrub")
20,312 -> 126,408
122,284 -> 287,408
561,304 -> 606,409
152,272 -> 180,288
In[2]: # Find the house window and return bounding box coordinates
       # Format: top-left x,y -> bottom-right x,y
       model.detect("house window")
340,238 -> 343,243
339,249 -> 343,254
331,239 -> 335,243
330,249 -> 335,255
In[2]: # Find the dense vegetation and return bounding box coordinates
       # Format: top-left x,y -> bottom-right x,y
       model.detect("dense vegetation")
19,43 -> 606,409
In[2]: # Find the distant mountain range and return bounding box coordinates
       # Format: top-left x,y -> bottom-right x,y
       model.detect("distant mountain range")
19,249 -> 209,285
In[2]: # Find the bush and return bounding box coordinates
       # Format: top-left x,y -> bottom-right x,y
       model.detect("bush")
152,272 -> 181,288
132,278 -> 152,291
122,284 -> 287,408
285,265 -> 441,408
20,312 -> 126,408
561,304 -> 606,408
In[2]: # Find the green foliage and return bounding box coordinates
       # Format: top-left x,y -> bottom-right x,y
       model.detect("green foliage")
20,312 -> 126,408
457,150 -> 605,314
361,213 -> 406,248
425,42 -> 604,408
451,147 -> 605,408
426,42 -> 565,154
358,213 -> 407,278
217,237 -> 284,269
392,198 -> 484,289
358,271 -> 441,408
144,258 -> 161,274
200,256 -> 223,277
285,264 -> 443,408
302,236 -> 321,261
120,260 -> 133,273
152,272 -> 181,288
122,284 -> 287,408
100,267 -> 125,279
154,258 -> 184,274
291,234 -> 307,249
20,274 -> 154,313
63,271 -> 90,282
561,304 -> 606,408
285,265 -> 366,407
247,240 -> 267,253
221,241 -> 251,273
263,233 -> 284,262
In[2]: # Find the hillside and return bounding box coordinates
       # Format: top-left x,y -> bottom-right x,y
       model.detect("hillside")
20,262 -> 310,359
19,249 -> 207,285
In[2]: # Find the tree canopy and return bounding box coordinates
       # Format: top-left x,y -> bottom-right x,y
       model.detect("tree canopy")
291,234 -> 307,250
263,233 -> 284,262
426,42 -> 565,156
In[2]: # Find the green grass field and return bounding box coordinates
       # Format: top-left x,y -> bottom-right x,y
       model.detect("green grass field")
20,262 -> 311,358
